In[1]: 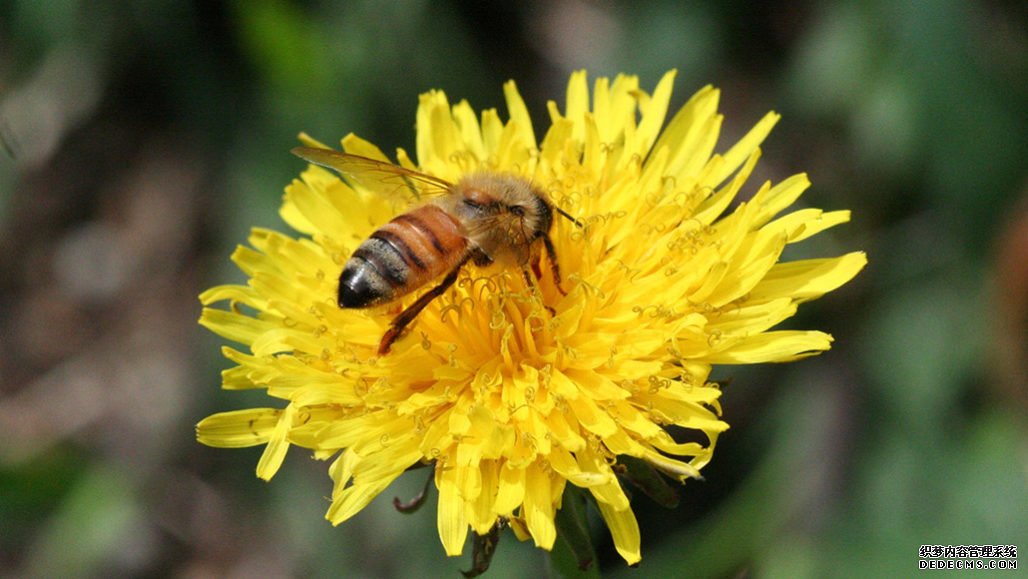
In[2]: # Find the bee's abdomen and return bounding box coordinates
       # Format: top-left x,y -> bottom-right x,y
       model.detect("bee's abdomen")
339,204 -> 467,308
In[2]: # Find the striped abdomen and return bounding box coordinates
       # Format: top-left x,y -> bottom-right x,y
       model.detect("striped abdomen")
338,204 -> 469,308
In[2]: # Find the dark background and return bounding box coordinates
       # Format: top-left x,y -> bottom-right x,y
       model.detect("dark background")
1,1 -> 1024,577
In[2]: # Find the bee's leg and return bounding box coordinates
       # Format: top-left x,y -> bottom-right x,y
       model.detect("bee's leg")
541,235 -> 567,296
522,266 -> 556,316
529,253 -> 543,281
472,251 -> 493,267
378,256 -> 470,355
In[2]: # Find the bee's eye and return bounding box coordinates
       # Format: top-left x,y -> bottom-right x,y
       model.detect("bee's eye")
510,205 -> 526,217
462,199 -> 484,210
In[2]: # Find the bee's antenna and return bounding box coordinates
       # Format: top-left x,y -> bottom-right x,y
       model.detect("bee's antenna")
555,206 -> 583,228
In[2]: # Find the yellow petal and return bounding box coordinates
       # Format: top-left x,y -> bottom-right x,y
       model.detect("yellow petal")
749,252 -> 868,302
199,284 -> 263,309
692,148 -> 761,226
468,460 -> 500,534
436,461 -> 470,556
327,458 -> 405,525
452,99 -> 485,161
568,392 -> 619,438
196,408 -> 280,448
282,180 -> 351,239
493,462 -> 526,515
256,403 -> 296,480
705,330 -> 834,364
706,230 -> 788,307
340,133 -> 392,161
564,69 -> 589,141
764,209 -> 851,243
508,513 -> 531,542
576,446 -> 628,511
198,307 -> 273,346
710,110 -> 780,187
750,173 -> 811,226
652,84 -> 720,179
706,298 -> 798,335
480,108 -> 503,156
635,70 -> 677,157
503,80 -> 536,148
523,462 -> 556,549
594,496 -> 642,565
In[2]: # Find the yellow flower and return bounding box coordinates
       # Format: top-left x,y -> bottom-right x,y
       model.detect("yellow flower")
197,70 -> 866,566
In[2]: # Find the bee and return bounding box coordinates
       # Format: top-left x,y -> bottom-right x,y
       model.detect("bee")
292,147 -> 581,355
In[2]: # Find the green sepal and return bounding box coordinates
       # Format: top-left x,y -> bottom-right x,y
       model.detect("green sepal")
550,486 -> 600,577
616,455 -> 680,509
461,522 -> 502,578
393,469 -> 433,514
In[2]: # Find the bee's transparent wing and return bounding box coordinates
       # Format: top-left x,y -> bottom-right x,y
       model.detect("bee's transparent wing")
292,147 -> 451,202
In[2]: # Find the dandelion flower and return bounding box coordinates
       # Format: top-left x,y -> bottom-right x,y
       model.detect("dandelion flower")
197,70 -> 866,568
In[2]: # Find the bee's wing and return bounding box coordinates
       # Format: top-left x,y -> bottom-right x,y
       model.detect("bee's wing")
292,147 -> 452,201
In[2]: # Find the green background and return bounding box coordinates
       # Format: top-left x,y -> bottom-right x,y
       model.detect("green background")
1,1 -> 1024,577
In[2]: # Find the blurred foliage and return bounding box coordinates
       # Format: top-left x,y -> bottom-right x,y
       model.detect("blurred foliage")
0,1 -> 1024,577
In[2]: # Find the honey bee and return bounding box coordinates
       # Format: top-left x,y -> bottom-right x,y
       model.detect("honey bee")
292,147 -> 581,354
